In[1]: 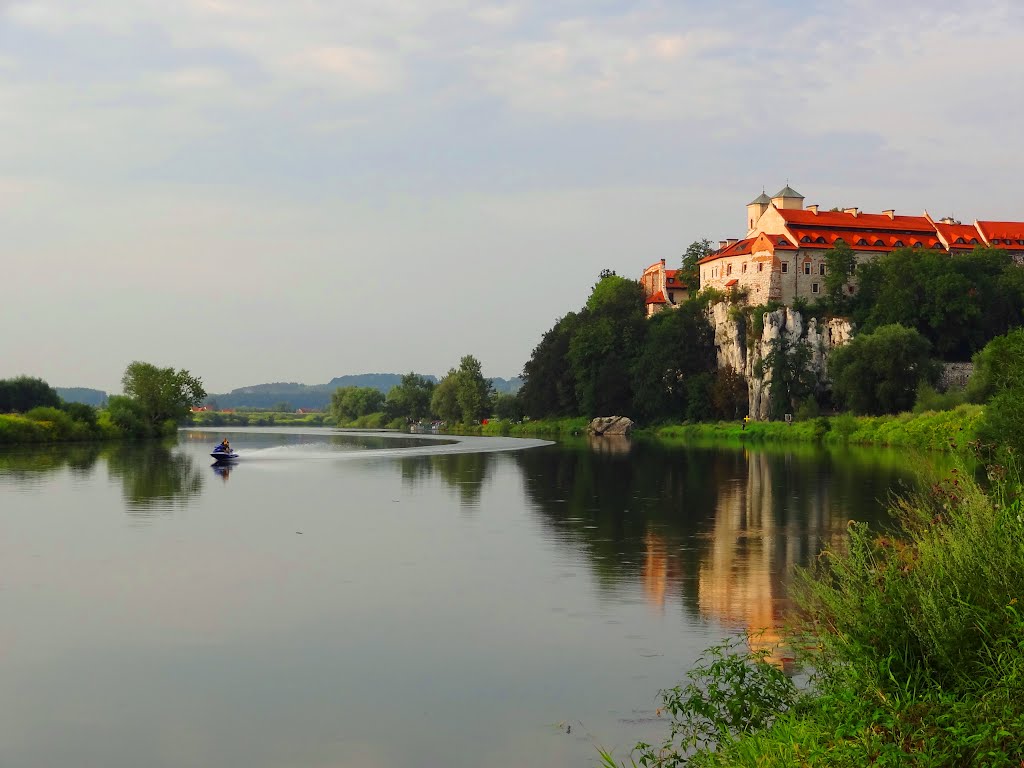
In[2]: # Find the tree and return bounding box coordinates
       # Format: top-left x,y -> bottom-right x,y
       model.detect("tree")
520,313 -> 580,419
756,335 -> 818,421
492,391 -> 524,421
824,241 -> 857,313
455,354 -> 493,424
0,376 -> 60,413
966,328 -> 1024,403
384,373 -> 435,421
328,386 -> 385,424
569,273 -> 646,417
120,362 -> 206,432
629,302 -> 717,423
829,324 -> 933,415
678,239 -> 713,295
430,370 -> 460,423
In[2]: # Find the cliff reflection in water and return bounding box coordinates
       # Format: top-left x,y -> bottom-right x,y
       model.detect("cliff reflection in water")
515,439 -> 919,640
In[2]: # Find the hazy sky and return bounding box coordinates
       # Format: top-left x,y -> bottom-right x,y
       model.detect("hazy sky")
3,0 -> 1024,393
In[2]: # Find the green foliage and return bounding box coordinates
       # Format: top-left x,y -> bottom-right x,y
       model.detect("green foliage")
853,246 -> 1024,360
430,369 -> 461,423
823,240 -> 857,313
830,324 -> 933,415
454,354 -> 493,424
491,391 -> 524,421
677,238 -> 713,292
913,383 -> 966,414
756,334 -> 817,420
105,394 -> 151,437
520,313 -> 580,419
570,275 -> 646,417
328,386 -> 386,424
383,372 -> 435,422
967,328 -> 1024,403
120,361 -> 206,432
0,375 -> 61,413
630,303 -> 717,423
611,461 -> 1024,768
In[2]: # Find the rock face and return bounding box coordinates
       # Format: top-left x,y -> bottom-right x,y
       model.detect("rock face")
938,361 -> 973,392
707,303 -> 854,420
589,416 -> 635,436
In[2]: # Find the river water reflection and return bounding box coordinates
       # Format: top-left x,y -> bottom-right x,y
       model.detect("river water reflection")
0,428 -> 935,767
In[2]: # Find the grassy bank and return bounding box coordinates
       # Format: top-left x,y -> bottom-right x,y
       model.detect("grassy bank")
0,408 -> 121,444
648,405 -> 983,453
478,417 -> 590,438
604,458 -> 1024,767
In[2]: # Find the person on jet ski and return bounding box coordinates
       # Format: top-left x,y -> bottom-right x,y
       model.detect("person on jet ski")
216,438 -> 231,453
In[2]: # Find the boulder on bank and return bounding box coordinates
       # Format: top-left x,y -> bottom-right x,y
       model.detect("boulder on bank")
588,416 -> 634,436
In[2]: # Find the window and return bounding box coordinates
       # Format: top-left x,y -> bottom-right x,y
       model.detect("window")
874,239 -> 885,246
803,262 -> 811,275
778,238 -> 788,245
894,240 -> 904,247
913,242 -> 923,248
781,262 -> 789,273
726,264 -> 732,276
801,236 -> 811,243
815,236 -> 826,244
955,237 -> 966,244
742,263 -> 747,273
819,263 -> 826,275
856,238 -> 868,246
667,277 -> 674,284
758,263 -> 763,272
812,282 -> 820,294
970,238 -> 979,245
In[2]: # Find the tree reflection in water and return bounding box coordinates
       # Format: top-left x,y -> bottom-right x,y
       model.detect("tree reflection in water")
104,440 -> 204,514
0,443 -> 103,483
399,451 -> 492,509
514,439 -> 925,653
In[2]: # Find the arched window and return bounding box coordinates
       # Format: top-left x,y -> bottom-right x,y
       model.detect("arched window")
955,237 -> 966,244
815,236 -> 826,244
874,239 -> 885,246
932,243 -> 944,249
856,238 -> 868,246
801,236 -> 811,243
778,238 -> 788,245
894,240 -> 904,247
970,238 -> 979,245
913,242 -> 923,248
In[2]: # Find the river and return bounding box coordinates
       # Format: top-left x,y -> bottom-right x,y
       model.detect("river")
0,428 -> 935,767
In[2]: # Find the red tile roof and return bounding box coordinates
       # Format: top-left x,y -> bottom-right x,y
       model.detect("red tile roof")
790,228 -> 942,251
934,222 -> 984,248
778,208 -> 934,232
976,221 -> 1024,249
725,278 -> 739,287
698,237 -> 756,264
645,291 -> 667,305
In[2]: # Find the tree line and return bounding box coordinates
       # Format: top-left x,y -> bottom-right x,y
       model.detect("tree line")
0,362 -> 206,443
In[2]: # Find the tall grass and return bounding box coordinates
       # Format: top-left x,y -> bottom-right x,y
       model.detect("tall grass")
606,458 -> 1024,767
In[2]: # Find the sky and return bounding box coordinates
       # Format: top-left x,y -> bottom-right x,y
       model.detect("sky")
3,0 -> 1024,394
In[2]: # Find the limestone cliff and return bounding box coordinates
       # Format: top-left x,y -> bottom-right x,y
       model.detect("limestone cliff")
707,303 -> 854,420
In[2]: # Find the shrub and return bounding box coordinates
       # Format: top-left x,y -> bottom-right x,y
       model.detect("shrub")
913,382 -> 966,414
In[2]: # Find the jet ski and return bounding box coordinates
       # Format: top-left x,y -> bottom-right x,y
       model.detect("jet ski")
210,444 -> 239,463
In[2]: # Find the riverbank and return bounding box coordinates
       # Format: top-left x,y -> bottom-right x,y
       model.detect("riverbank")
474,406 -> 982,453
0,410 -> 120,444
602,456 -> 1024,768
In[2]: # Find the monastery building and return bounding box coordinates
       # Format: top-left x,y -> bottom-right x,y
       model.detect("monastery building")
643,186 -> 1024,310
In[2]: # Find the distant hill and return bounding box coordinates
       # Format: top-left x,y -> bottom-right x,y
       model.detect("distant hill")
56,387 -> 108,406
208,373 -> 522,410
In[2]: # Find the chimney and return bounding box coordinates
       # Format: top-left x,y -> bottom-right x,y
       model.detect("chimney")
806,204 -> 819,214
882,209 -> 895,219
727,238 -> 739,245
844,207 -> 859,217
661,258 -> 666,266
719,240 -> 729,250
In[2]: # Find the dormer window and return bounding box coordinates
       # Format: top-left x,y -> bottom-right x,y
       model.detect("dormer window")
970,238 -> 979,245
955,237 -> 966,244
894,240 -> 905,247
777,238 -> 788,245
815,236 -> 826,244
801,236 -> 811,243
856,238 -> 868,246
874,239 -> 884,246
667,277 -> 674,284
932,243 -> 944,249
913,242 -> 923,248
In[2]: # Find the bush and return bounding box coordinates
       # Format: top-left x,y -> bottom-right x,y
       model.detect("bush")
830,324 -> 934,415
913,382 -> 966,414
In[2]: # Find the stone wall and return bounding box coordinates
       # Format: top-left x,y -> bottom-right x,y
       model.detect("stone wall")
937,361 -> 973,392
707,302 -> 854,420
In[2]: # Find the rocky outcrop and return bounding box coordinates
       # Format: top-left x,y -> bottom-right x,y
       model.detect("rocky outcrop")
707,303 -> 854,420
938,362 -> 973,392
589,416 -> 635,436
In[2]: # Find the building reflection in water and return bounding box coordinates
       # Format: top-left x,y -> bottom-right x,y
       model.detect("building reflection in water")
518,439 -> 918,658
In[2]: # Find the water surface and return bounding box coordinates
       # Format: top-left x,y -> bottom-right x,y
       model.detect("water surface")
0,428 -> 934,767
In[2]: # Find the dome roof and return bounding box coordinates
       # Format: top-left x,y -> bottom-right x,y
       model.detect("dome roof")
772,185 -> 804,199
